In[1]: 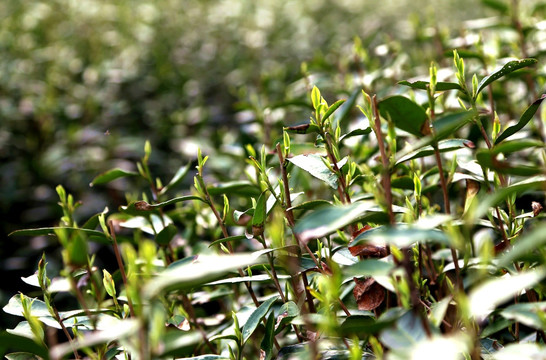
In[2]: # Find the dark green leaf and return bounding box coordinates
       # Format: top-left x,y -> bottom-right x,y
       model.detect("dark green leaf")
284,123 -> 321,134
339,127 -> 372,142
476,149 -> 543,176
495,95 -> 546,144
90,168 -> 137,187
340,308 -> 404,336
476,59 -> 538,98
481,0 -> 509,14
9,227 -> 109,244
378,96 -> 427,137
432,110 -> 476,141
120,195 -> 204,215
0,332 -> 49,360
391,176 -> 414,190
396,139 -> 474,165
288,154 -> 347,189
287,200 -> 331,212
492,139 -> 543,155
242,296 -> 279,344
260,313 -> 275,360
208,235 -> 247,248
81,212 -> 101,230
275,301 -> 300,334
207,181 -> 261,197
398,80 -> 463,92
155,331 -> 202,358
156,223 -> 178,246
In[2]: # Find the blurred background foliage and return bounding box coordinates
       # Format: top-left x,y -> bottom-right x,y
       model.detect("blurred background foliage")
2,0 -> 546,328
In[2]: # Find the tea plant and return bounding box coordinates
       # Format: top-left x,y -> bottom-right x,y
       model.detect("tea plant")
4,42 -> 546,359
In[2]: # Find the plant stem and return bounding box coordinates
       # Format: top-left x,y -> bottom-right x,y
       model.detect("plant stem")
108,221 -> 136,318
372,95 -> 395,226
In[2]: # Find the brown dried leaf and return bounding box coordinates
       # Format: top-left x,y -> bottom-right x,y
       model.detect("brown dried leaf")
532,201 -> 543,217
348,244 -> 388,258
353,277 -> 385,311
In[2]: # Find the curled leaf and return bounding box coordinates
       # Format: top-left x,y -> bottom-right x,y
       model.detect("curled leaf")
353,277 -> 385,311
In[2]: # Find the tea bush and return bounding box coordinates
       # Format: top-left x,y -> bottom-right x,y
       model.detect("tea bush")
3,0 -> 546,359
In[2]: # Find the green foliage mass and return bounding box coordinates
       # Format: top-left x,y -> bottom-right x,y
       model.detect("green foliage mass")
3,0 -> 546,359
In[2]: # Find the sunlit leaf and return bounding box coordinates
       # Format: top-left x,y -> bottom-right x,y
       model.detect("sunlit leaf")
468,267 -> 546,321
0,332 -> 49,360
160,162 -> 192,195
495,94 -> 546,143
476,59 -> 538,98
242,296 -> 279,344
491,343 -> 546,360
500,301 -> 546,330
90,168 -> 137,187
144,253 -> 266,297
288,154 -> 347,189
9,227 -> 108,244
396,139 -> 473,165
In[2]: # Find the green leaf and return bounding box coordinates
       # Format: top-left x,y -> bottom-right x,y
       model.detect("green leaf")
284,123 -> 321,134
5,353 -> 41,360
294,202 -> 405,242
500,301 -> 546,330
252,191 -> 267,227
241,296 -> 278,344
90,168 -> 137,187
322,99 -> 346,122
432,110 -> 476,141
155,223 -> 178,246
491,343 -> 546,360
207,181 -> 261,197
339,127 -> 372,142
428,297 -> 451,328
275,301 -> 300,334
481,0 -> 509,14
341,308 -> 404,336
143,253 -> 266,297
496,223 -> 546,268
344,259 -> 395,278
0,332 -> 49,360
350,225 -> 450,248
206,274 -> 290,285
476,149 -> 543,176
492,139 -> 544,155
379,311 -> 428,350
468,267 -> 546,321
311,86 -> 322,110
174,356 -> 230,360
398,80 -> 463,92
396,139 -> 473,165
287,154 -> 347,189
260,314 -> 275,360
160,162 -> 192,195
120,195 -> 204,215
476,59 -> 537,98
475,175 -> 546,218
159,331 -> 204,358
495,95 -> 546,144
208,235 -> 247,248
287,200 -> 331,212
378,96 -> 427,137
9,227 -> 109,244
